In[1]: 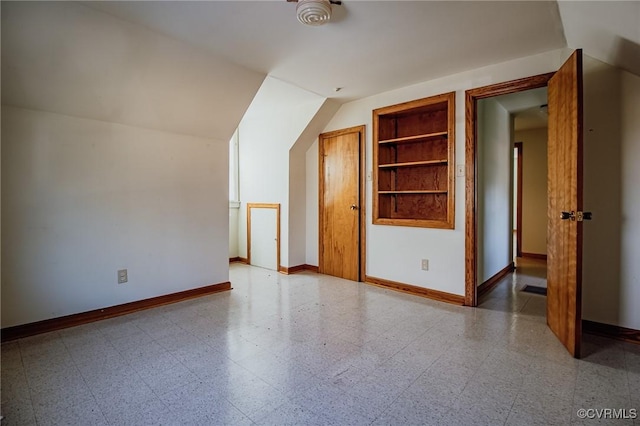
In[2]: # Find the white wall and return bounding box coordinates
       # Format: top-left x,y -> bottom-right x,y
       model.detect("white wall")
305,141 -> 320,267
1,2 -> 262,141
290,100 -> 340,268
477,98 -> 513,283
237,77 -> 325,268
1,2 -> 264,327
582,57 -> 640,330
619,70 -> 640,330
308,48 -> 572,296
515,127 -> 548,255
2,107 -> 229,326
289,145 -> 310,269
229,207 -> 239,258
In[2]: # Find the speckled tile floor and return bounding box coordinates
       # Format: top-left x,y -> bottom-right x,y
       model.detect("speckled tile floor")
1,261 -> 639,425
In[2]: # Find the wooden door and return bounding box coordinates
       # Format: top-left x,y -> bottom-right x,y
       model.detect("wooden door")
547,50 -> 583,358
319,126 -> 365,281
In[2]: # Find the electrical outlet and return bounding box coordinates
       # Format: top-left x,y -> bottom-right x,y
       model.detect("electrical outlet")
421,259 -> 429,271
118,269 -> 128,284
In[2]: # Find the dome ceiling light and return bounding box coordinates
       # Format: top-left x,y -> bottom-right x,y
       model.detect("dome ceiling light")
287,0 -> 343,26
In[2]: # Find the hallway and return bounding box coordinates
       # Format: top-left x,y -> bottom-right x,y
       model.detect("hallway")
479,257 -> 548,323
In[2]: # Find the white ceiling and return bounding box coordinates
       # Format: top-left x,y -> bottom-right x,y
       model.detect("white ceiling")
513,106 -> 548,132
87,0 -> 569,102
85,1 -> 639,103
558,1 -> 640,77
493,87 -> 549,131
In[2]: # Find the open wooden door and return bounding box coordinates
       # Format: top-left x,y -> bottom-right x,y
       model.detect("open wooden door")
547,50 -> 584,358
319,126 -> 366,281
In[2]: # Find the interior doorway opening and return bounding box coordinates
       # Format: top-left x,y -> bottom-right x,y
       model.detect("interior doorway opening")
474,85 -> 549,299
467,50 -> 585,358
474,85 -> 552,336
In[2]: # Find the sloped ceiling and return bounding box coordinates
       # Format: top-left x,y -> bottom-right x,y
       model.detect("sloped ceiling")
558,1 -> 640,77
4,1 -> 637,122
87,1 -> 568,102
86,1 -> 639,102
493,87 -> 549,131
1,1 -> 265,140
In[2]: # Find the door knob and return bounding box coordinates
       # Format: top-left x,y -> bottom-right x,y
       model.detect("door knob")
350,204 -> 358,210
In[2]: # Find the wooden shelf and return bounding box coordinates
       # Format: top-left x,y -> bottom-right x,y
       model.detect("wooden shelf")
379,131 -> 448,145
379,159 -> 447,168
379,190 -> 448,194
373,92 -> 455,228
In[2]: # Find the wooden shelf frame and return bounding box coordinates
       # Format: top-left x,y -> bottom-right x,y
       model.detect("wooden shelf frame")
379,190 -> 448,194
379,159 -> 447,168
372,92 -> 456,228
378,131 -> 448,145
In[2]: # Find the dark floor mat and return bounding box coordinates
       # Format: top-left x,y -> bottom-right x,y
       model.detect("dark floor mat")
522,285 -> 547,295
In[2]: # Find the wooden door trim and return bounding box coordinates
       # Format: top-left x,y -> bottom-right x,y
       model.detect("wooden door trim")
247,203 -> 281,271
515,142 -> 523,258
465,72 -> 554,306
318,125 -> 366,281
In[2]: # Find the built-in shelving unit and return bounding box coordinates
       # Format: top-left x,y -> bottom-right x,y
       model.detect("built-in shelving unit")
373,92 -> 455,228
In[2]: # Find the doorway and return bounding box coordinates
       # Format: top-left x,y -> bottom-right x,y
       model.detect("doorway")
478,111 -> 549,308
467,75 -> 552,305
513,116 -> 550,295
474,92 -> 548,295
513,106 -> 550,263
318,125 -> 366,281
465,50 -> 585,358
